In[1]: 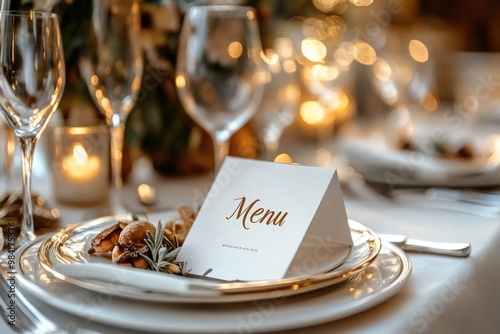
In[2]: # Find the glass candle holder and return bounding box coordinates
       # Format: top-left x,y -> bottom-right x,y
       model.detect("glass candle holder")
48,125 -> 110,206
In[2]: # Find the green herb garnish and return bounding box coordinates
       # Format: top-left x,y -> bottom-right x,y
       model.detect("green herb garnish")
140,221 -> 190,276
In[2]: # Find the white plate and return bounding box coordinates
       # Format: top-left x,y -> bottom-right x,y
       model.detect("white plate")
340,118 -> 500,187
36,211 -> 381,303
17,238 -> 411,333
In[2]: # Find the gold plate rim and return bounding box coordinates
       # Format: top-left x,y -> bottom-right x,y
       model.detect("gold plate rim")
37,212 -> 382,303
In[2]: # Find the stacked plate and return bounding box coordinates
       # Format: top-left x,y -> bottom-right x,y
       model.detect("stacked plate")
15,211 -> 411,333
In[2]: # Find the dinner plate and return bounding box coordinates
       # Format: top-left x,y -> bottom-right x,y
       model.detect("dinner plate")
17,238 -> 411,333
340,117 -> 500,188
36,211 -> 381,303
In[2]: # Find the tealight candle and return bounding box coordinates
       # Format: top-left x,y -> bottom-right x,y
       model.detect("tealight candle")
48,125 -> 109,205
62,143 -> 100,181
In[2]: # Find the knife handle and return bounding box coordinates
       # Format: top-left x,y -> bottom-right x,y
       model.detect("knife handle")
403,239 -> 471,257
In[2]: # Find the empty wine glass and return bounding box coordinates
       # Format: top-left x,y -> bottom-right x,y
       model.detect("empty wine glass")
0,120 -> 15,194
0,11 -> 65,244
176,5 -> 265,172
367,24 -> 434,144
79,0 -> 143,213
252,38 -> 301,160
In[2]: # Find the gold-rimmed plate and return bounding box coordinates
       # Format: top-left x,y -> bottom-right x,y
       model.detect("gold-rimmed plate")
37,211 -> 381,303
16,239 -> 410,333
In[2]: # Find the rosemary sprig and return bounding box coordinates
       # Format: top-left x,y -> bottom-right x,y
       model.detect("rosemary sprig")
140,221 -> 190,276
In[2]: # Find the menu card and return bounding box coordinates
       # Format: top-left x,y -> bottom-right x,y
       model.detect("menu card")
177,157 -> 353,281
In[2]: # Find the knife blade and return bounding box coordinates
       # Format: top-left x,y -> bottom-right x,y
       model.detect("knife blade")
391,187 -> 500,207
379,234 -> 471,257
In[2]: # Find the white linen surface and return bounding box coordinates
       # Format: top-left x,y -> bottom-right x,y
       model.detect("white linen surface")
3,154 -> 499,334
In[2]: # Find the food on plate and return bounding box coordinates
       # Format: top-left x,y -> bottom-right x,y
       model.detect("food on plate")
112,220 -> 156,269
178,205 -> 197,225
88,206 -> 199,275
399,137 -> 475,159
163,205 -> 196,245
87,222 -> 127,254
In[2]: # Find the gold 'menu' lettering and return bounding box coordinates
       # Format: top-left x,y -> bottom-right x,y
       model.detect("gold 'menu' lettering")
226,197 -> 260,230
226,197 -> 288,230
261,210 -> 287,226
250,208 -> 264,223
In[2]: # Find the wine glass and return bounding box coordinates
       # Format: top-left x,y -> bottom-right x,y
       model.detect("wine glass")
176,5 -> 265,172
367,24 -> 434,145
79,0 -> 143,213
252,38 -> 301,160
0,11 -> 65,244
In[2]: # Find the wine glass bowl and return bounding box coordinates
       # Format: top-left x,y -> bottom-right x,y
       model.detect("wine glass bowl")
252,38 -> 301,158
0,11 -> 65,244
79,0 -> 143,123
176,5 -> 265,172
79,0 -> 143,213
367,24 -> 434,141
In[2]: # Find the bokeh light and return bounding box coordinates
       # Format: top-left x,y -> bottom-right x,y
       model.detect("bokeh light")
409,39 -> 429,63
300,101 -> 326,125
228,41 -> 243,59
349,0 -> 373,6
274,153 -> 293,164
312,0 -> 340,13
355,41 -> 376,65
301,38 -> 327,62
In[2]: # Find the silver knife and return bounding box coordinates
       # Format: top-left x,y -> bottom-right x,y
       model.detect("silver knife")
391,187 -> 500,207
379,234 -> 471,257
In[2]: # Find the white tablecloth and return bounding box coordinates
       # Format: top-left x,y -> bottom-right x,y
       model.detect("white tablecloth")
1,140 -> 499,334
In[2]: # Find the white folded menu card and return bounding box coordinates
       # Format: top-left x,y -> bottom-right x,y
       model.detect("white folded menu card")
177,157 -> 353,281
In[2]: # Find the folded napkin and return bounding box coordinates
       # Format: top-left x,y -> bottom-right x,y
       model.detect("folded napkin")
340,121 -> 500,188
54,263 -> 221,297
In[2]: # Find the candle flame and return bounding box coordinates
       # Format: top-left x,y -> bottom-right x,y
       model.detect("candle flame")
72,144 -> 88,165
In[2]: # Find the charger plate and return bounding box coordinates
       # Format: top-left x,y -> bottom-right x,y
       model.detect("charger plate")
36,211 -> 381,303
17,238 -> 410,333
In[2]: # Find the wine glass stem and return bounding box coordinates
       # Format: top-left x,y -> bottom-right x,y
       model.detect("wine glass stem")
17,136 -> 37,244
213,138 -> 230,173
2,126 -> 15,192
109,122 -> 126,213
390,103 -> 413,138
263,140 -> 279,161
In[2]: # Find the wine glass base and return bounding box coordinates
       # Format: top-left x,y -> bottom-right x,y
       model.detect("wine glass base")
17,232 -> 37,248
1,192 -> 60,250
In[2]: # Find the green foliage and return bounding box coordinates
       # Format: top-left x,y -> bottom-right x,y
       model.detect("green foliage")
140,220 -> 189,275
